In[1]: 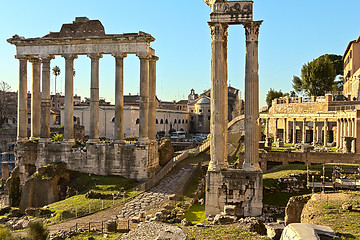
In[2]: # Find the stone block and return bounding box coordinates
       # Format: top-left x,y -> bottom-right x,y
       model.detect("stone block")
265,222 -> 284,240
106,220 -> 117,232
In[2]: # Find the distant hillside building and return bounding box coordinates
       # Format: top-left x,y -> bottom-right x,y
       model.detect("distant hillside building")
343,35 -> 360,100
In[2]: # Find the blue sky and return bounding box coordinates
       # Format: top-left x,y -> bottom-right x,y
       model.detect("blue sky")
0,0 -> 359,107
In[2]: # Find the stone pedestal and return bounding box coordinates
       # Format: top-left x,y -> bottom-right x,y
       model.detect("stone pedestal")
205,170 -> 263,217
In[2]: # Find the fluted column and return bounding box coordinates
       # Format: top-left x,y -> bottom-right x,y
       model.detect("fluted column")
243,21 -> 262,172
348,118 -> 352,137
88,53 -> 102,143
16,56 -> 28,141
324,118 -> 328,146
29,58 -> 41,139
113,53 -> 127,143
274,118 -> 278,140
313,118 -> 317,144
352,118 -> 356,137
137,53 -> 150,144
208,22 -> 228,171
340,119 -> 344,149
302,118 -> 306,143
62,54 -> 77,143
293,118 -> 296,144
266,118 -> 270,137
149,56 -> 159,142
39,56 -> 54,142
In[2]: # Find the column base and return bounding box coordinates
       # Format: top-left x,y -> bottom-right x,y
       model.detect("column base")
17,137 -> 28,143
242,162 -> 262,172
113,140 -> 125,145
205,170 -> 263,218
63,139 -> 76,145
137,137 -> 150,145
30,136 -> 40,140
88,139 -> 100,144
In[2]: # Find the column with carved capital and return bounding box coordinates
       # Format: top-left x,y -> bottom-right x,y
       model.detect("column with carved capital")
62,54 -> 77,143
293,118 -> 297,144
149,56 -> 159,142
243,21 -> 262,172
138,53 -> 150,144
16,56 -> 28,141
302,118 -> 306,143
208,22 -> 228,171
88,53 -> 103,143
29,57 -> 41,139
113,53 -> 127,143
40,55 -> 54,142
313,118 -> 317,144
336,119 -> 340,148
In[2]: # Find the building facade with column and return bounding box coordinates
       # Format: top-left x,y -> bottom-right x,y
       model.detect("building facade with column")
265,95 -> 360,153
8,16 -> 161,203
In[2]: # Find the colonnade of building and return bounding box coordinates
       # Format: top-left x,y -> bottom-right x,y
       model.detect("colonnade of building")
16,53 -> 158,145
265,116 -> 357,152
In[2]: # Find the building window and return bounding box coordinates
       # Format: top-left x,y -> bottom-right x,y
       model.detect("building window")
165,119 -> 168,124
156,119 -> 158,124
111,117 -> 115,122
190,109 -> 194,112
208,109 -> 210,112
178,119 -> 181,124
191,117 -> 194,120
174,119 -> 177,124
182,119 -> 184,124
136,118 -> 140,124
199,109 -> 202,113
160,119 -> 164,124
28,118 -> 31,124
186,120 -> 188,124
208,116 -> 210,120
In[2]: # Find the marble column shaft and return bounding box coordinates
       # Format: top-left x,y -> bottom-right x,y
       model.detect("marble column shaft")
324,118 -> 328,146
339,119 -> 344,149
336,119 -> 340,148
138,54 -> 150,144
293,119 -> 296,144
243,21 -> 262,172
209,22 -> 228,171
114,54 -> 127,143
274,118 -> 278,140
302,118 -> 306,143
17,57 -> 28,141
88,54 -> 102,142
63,54 -> 77,143
313,118 -> 317,144
149,56 -> 159,141
283,118 -> 287,142
30,58 -> 41,139
40,56 -> 53,141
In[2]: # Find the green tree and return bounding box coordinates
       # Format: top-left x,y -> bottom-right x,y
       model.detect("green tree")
52,66 -> 61,94
0,81 -> 16,128
266,88 -> 284,107
292,54 -> 342,96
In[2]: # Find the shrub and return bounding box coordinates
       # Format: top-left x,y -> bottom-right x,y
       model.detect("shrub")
27,220 -> 49,240
0,227 -> 19,240
52,133 -> 63,142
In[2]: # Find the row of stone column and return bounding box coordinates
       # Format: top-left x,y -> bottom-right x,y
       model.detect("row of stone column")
16,53 -> 158,144
267,117 -> 356,147
208,21 -> 262,172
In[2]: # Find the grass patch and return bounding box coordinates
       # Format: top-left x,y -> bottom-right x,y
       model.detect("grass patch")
263,191 -> 311,207
46,173 -> 140,224
183,203 -> 206,224
68,232 -> 123,239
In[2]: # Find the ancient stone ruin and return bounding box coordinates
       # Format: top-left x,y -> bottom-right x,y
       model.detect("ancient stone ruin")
7,17 -> 160,208
204,0 -> 263,217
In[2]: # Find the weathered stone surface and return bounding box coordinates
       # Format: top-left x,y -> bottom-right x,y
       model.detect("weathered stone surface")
121,222 -> 187,240
239,217 -> 267,235
213,214 -> 237,225
106,220 -> 117,232
284,194 -> 311,225
265,222 -> 285,240
158,137 -> 174,167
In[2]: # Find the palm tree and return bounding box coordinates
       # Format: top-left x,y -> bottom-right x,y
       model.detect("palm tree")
52,66 -> 61,94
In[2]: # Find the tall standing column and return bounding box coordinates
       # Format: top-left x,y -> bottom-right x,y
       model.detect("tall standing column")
274,118 -> 278,140
283,118 -> 287,143
293,118 -> 296,144
113,53 -> 127,143
324,118 -> 328,146
243,21 -> 262,172
88,53 -> 102,143
149,56 -> 159,142
208,22 -> 228,171
302,118 -> 306,143
266,118 -> 270,137
16,56 -> 28,141
313,118 -> 317,144
62,54 -> 77,143
40,56 -> 54,142
348,118 -> 352,137
137,53 -> 150,144
340,119 -> 344,149
29,58 -> 41,139
336,119 -> 340,148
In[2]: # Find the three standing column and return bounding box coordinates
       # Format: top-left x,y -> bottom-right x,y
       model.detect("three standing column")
40,56 -> 54,142
137,54 -> 151,144
149,56 -> 159,142
324,118 -> 328,146
16,56 -> 28,141
62,54 -> 77,143
208,22 -> 228,171
243,21 -> 262,172
113,53 -> 127,143
29,58 -> 41,139
88,53 -> 103,143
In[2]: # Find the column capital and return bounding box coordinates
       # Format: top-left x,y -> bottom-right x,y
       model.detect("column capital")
15,55 -> 29,60
39,55 -> 55,61
244,20 -> 263,42
88,53 -> 103,60
112,53 -> 128,59
136,52 -> 152,59
62,54 -> 78,60
209,22 -> 228,42
150,56 -> 159,62
28,57 -> 41,63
